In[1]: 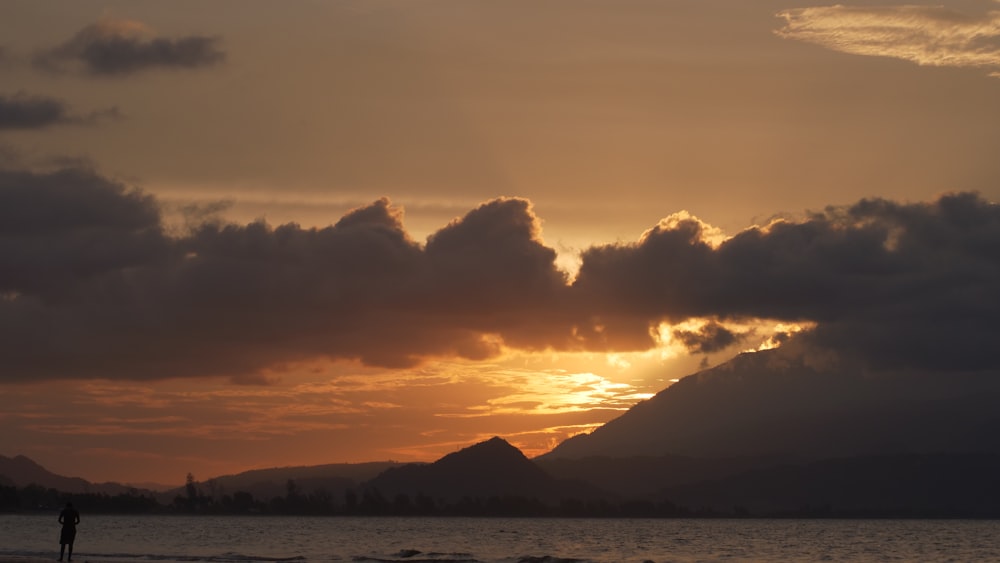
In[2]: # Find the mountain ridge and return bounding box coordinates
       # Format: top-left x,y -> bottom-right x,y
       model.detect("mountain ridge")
8,345 -> 1000,515
364,436 -> 604,502
160,460 -> 404,502
543,348 -> 1000,461
7,444 -> 1000,516
0,454 -> 137,495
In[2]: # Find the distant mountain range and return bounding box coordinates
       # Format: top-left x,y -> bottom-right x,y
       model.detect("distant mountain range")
6,442 -> 1000,516
543,348 -> 1000,461
6,347 -> 1000,516
162,461 -> 403,501
0,454 -> 137,495
0,453 -> 401,502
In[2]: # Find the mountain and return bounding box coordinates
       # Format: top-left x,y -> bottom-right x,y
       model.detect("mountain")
0,453 -> 400,502
166,461 -> 402,501
536,453 -> 790,497
659,453 -> 1000,517
543,348 -> 1000,461
125,481 -> 177,493
366,436 -> 600,502
0,454 -> 134,495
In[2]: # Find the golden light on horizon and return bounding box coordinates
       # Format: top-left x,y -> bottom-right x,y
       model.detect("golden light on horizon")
654,319 -> 708,360
439,369 -> 653,418
4,0 -> 1000,489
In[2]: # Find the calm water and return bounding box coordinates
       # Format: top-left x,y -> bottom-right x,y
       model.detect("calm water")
2,514 -> 1000,563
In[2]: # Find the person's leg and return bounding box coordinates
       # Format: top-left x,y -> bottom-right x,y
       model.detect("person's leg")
59,543 -> 65,561
67,542 -> 73,562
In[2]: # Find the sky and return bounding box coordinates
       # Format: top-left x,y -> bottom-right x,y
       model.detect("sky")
1,0 -> 999,486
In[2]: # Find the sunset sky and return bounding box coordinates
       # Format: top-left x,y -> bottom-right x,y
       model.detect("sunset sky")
2,0 -> 999,486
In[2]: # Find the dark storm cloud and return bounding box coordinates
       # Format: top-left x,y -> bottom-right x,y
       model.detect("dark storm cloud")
0,167 -> 167,297
0,93 -> 119,129
424,198 -> 567,317
34,19 -> 224,76
0,171 -> 568,381
572,192 -> 1000,370
1,165 -> 998,382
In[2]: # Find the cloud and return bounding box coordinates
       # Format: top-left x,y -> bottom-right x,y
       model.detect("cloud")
671,321 -> 747,355
0,170 -> 569,381
776,3 -> 1000,76
572,191 -> 1000,371
34,18 -> 224,76
0,93 -> 120,129
1,165 -> 998,382
0,94 -> 66,130
0,167 -> 166,296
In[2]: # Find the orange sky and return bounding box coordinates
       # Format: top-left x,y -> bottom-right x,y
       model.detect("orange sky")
2,0 -> 1000,486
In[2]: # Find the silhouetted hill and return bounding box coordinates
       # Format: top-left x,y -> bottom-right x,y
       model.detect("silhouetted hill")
659,453 -> 1000,517
0,454 -> 134,495
167,461 -> 403,501
536,453 -> 791,496
543,348 -> 1000,461
125,481 -> 176,493
366,437 -> 601,502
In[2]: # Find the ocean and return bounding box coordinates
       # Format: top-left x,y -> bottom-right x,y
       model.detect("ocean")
2,514 -> 999,562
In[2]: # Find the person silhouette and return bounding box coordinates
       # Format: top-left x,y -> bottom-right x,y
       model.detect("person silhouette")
58,502 -> 80,561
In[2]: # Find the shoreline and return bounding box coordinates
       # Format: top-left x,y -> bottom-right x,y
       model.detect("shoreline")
0,558 -> 133,563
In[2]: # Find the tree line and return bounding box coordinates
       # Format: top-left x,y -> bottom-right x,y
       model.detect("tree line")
0,474 -> 703,517
172,473 -> 697,517
0,483 -> 159,513
7,478 -> 980,518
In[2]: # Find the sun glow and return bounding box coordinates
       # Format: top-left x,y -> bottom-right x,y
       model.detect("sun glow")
444,370 -> 653,418
750,322 -> 815,352
655,317 -> 817,357
654,319 -> 710,359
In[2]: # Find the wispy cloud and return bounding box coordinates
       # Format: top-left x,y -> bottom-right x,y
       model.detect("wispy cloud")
776,3 -> 1000,76
34,18 -> 224,76
0,93 -> 121,130
439,369 -> 653,417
